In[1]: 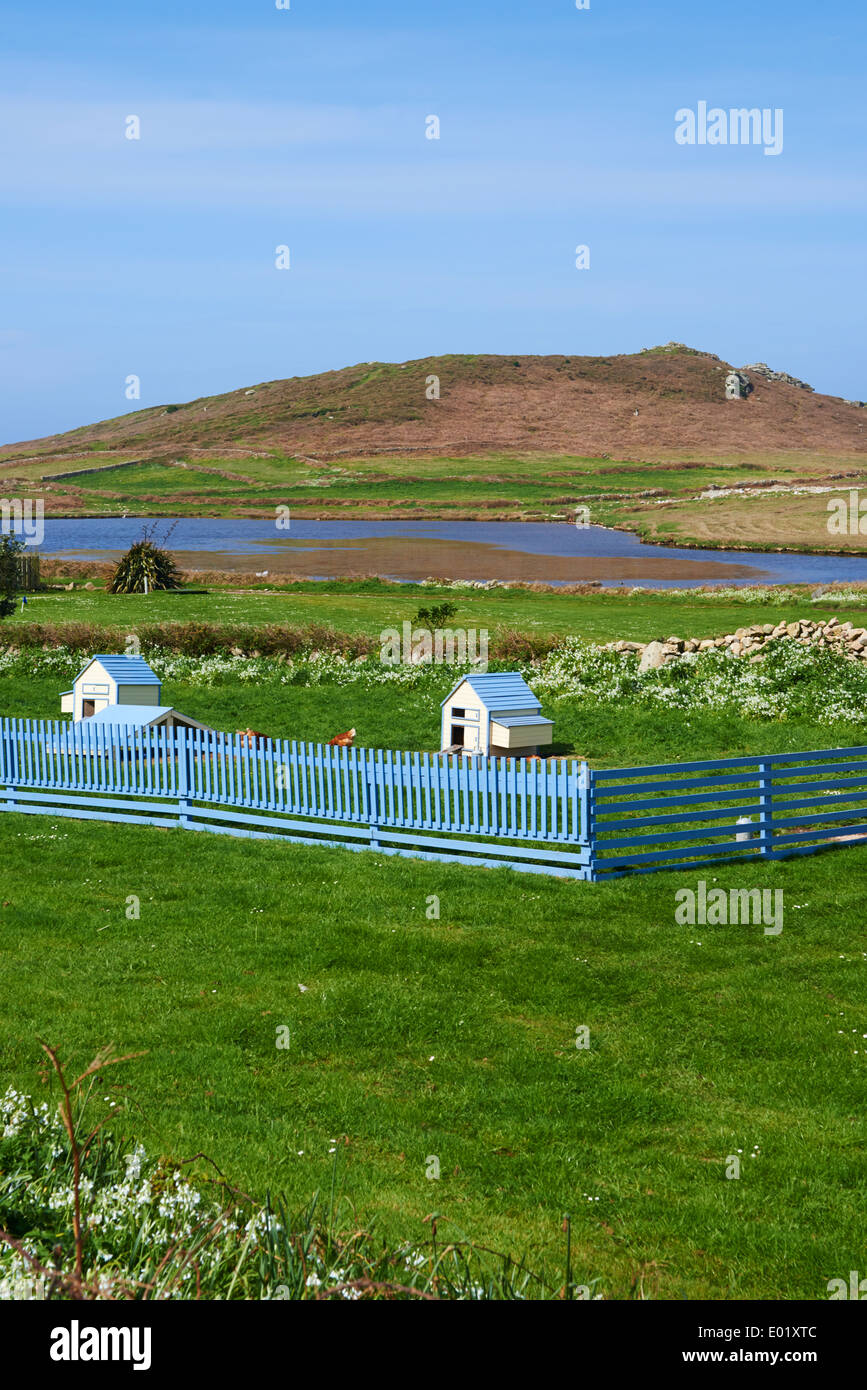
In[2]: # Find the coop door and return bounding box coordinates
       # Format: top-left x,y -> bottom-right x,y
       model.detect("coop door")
464,725 -> 479,752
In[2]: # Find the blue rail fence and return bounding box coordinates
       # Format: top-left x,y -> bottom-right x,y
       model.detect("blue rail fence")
2,719 -> 867,879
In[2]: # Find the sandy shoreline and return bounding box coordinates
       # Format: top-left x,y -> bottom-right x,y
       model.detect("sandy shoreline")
56,534 -> 771,584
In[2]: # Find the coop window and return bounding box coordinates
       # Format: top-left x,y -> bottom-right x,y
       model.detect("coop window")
452,707 -> 465,718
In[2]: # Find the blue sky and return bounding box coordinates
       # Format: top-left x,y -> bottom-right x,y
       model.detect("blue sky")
1,0 -> 864,444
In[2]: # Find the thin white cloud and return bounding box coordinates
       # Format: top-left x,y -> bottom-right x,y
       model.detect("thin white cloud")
0,146 -> 861,217
0,97 -> 403,151
1,90 -> 863,219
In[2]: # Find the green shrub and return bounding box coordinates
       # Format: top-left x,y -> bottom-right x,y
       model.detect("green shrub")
0,536 -> 23,619
413,601 -> 458,628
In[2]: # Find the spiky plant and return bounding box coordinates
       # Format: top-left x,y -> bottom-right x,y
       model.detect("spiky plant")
107,537 -> 183,594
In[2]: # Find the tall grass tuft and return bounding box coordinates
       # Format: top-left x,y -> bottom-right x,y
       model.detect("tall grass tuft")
0,1048 -> 592,1301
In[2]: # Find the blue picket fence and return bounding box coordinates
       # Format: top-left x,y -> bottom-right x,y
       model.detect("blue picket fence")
2,719 -> 867,879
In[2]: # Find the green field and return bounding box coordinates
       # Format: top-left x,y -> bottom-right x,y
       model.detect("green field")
11,580 -> 867,646
4,584 -> 867,1299
1,813 -> 863,1299
9,449 -> 867,548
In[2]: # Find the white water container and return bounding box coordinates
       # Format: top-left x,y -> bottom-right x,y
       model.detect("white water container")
736,815 -> 755,843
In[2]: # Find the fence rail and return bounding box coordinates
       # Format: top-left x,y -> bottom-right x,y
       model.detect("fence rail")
589,745 -> 867,877
2,719 -> 867,879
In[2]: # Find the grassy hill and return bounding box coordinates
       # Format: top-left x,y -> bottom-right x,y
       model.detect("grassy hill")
3,345 -> 866,547
4,344 -> 866,464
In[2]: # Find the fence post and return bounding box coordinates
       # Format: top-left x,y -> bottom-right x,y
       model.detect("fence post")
2,718 -> 15,813
758,759 -> 774,857
367,749 -> 380,849
578,761 -> 595,880
178,727 -> 191,829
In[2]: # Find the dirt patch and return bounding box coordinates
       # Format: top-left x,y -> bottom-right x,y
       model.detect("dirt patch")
615,490 -> 867,552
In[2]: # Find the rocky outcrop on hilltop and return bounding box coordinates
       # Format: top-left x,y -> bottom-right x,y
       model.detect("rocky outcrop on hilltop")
740,362 -> 813,392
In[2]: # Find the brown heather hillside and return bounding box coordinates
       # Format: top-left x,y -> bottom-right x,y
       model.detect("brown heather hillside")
2,346 -> 865,465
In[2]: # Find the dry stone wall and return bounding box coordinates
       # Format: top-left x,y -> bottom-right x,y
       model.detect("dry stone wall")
608,618 -> 867,673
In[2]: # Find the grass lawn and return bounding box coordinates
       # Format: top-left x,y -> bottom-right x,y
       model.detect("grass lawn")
1,812 -> 863,1299
4,585 -> 867,1299
11,582 -> 867,646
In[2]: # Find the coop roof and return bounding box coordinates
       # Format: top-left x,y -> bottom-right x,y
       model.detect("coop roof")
441,672 -> 541,713
75,655 -> 161,685
81,704 -> 172,725
71,706 -> 211,737
490,714 -> 554,728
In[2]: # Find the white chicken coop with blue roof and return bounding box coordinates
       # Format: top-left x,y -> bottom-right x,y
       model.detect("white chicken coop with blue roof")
440,672 -> 553,758
61,654 -> 163,722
